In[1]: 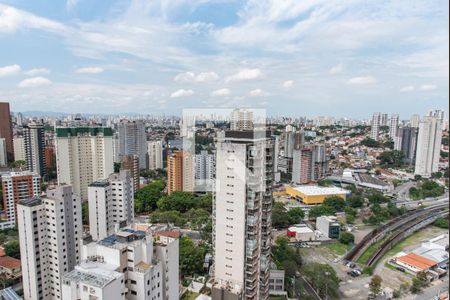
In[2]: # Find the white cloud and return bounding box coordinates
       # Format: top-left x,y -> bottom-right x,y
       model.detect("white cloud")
175,71 -> 219,83
400,85 -> 415,92
249,88 -> 269,97
347,76 -> 377,85
24,68 -> 50,76
0,64 -> 21,77
75,67 -> 104,74
0,4 -> 66,33
18,77 -> 52,88
419,84 -> 437,91
226,68 -> 263,82
329,63 -> 344,75
282,80 -> 294,89
211,88 -> 231,97
170,89 -> 194,98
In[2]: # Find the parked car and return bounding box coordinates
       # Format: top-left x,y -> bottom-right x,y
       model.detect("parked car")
347,271 -> 359,277
346,262 -> 356,269
396,266 -> 406,272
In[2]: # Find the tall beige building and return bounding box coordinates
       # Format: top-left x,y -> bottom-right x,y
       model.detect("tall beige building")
166,151 -> 194,194
55,127 -> 114,200
414,116 -> 443,177
18,185 -> 82,300
13,137 -> 26,162
147,140 -> 163,170
213,131 -> 274,300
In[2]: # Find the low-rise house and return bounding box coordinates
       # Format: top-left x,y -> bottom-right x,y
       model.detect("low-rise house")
0,256 -> 21,280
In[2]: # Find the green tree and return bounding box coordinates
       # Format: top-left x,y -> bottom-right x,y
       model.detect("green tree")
410,271 -> 428,293
81,202 -> 89,225
4,240 -> 20,259
318,179 -> 333,187
150,211 -> 185,227
308,205 -> 336,220
272,236 -> 302,276
185,208 -> 210,230
134,180 -> 166,213
378,150 -> 405,167
339,232 -> 355,245
303,263 -> 339,299
434,217 -> 449,229
369,275 -> 383,296
361,138 -> 380,148
272,202 -> 291,228
346,195 -> 364,208
179,237 -> 207,278
323,196 -> 346,212
287,207 -> 305,224
157,192 -> 211,213
367,192 -> 389,204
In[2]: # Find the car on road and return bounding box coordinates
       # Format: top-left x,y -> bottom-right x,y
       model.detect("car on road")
396,266 -> 406,272
301,242 -> 311,248
347,270 -> 360,277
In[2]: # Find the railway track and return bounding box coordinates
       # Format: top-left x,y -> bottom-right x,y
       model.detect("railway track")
366,210 -> 449,266
344,203 -> 449,263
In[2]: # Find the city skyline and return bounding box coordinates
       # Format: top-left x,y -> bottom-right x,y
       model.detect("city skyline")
0,0 -> 448,116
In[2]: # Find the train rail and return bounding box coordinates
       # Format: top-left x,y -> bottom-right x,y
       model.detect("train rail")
344,203 -> 448,263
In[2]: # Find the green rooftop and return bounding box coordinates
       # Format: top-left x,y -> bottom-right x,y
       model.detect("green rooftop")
56,127 -> 113,137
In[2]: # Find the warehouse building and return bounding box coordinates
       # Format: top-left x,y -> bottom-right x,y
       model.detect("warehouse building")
285,185 -> 348,205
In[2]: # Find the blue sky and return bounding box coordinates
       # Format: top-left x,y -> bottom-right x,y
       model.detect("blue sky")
0,0 -> 448,118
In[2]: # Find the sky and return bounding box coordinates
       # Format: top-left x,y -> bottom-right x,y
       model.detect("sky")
0,0 -> 448,118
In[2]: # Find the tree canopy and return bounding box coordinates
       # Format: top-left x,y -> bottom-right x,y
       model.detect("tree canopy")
179,237 -> 208,278
4,240 -> 20,259
303,263 -> 340,299
134,180 -> 166,213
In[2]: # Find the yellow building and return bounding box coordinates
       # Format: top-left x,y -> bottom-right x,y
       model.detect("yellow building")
286,185 -> 348,205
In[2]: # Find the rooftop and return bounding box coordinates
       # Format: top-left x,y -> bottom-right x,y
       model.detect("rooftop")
0,287 -> 22,300
98,228 -> 148,247
288,225 -> 314,233
0,256 -> 21,269
63,261 -> 122,288
397,253 -> 438,270
18,197 -> 42,207
291,185 -> 348,196
89,180 -> 110,188
56,127 -> 113,138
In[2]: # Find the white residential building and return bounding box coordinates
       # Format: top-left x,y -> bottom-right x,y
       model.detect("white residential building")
213,131 -> 274,300
13,137 -> 26,162
0,138 -> 6,166
389,114 -> 399,139
147,141 -> 163,170
112,133 -> 120,163
195,150 -> 215,181
1,171 -> 41,227
183,153 -> 194,192
370,112 -> 381,141
415,116 -> 443,177
88,170 -> 134,241
411,114 -> 421,128
64,225 -> 179,300
55,127 -> 114,200
395,127 -> 418,166
23,122 -> 46,177
17,185 -> 82,300
230,109 -> 254,131
118,120 -> 147,169
62,262 -> 126,300
381,113 -> 388,127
